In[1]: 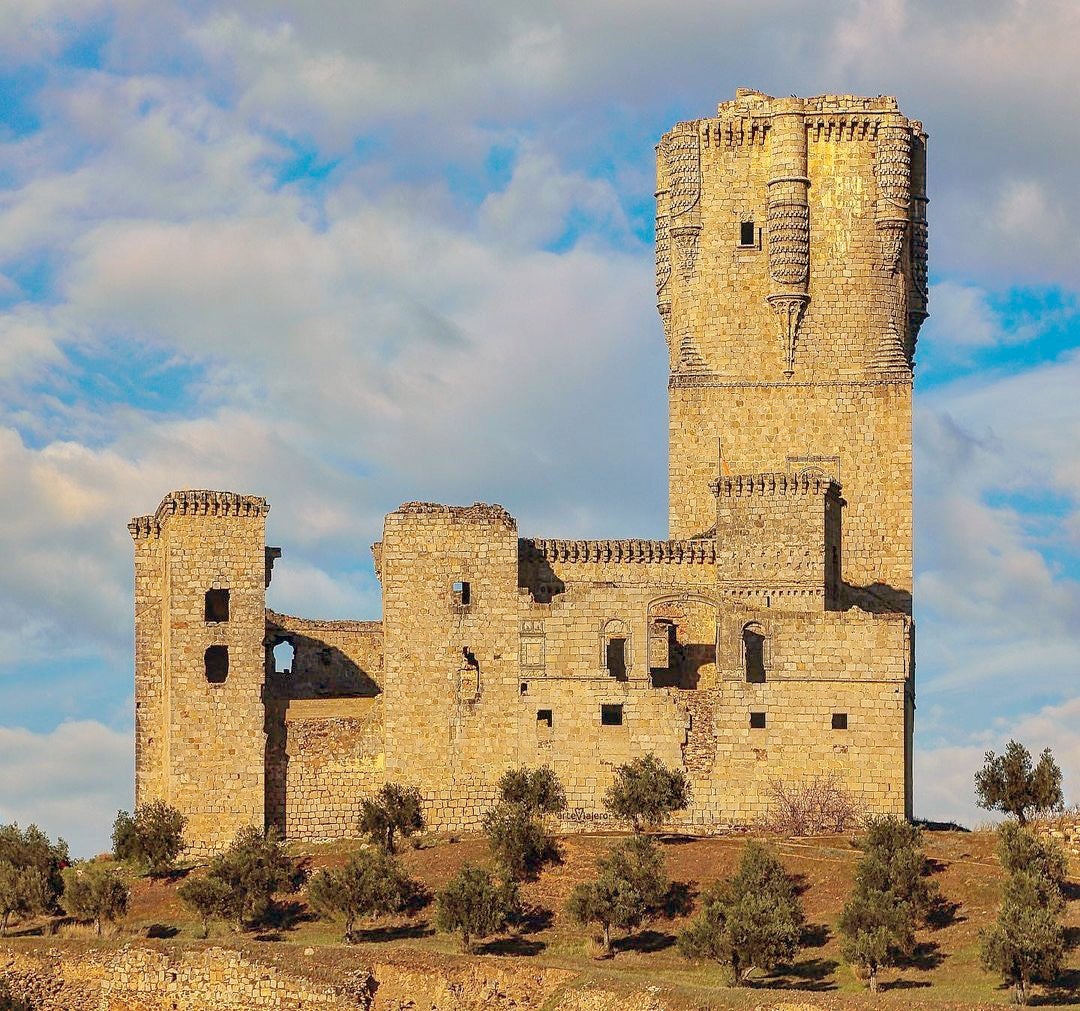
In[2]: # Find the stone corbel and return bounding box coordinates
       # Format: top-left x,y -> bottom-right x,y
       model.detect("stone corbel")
670,224 -> 701,282
876,216 -> 908,274
765,293 -> 810,378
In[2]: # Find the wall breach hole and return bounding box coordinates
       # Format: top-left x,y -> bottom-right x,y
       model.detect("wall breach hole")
740,219 -> 756,246
452,581 -> 471,607
601,703 -> 624,727
606,637 -> 627,681
204,589 -> 230,623
273,640 -> 295,675
205,645 -> 229,684
832,712 -> 848,730
537,709 -> 553,728
749,711 -> 766,729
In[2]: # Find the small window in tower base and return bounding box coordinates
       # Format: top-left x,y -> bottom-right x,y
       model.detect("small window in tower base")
205,645 -> 229,684
750,711 -> 766,729
204,588 -> 230,623
601,704 -> 624,727
832,712 -> 848,730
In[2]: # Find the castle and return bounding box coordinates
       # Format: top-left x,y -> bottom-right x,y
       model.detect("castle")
130,90 -> 926,852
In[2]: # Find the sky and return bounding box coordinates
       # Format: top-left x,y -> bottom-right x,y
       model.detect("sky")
1,0 -> 1079,855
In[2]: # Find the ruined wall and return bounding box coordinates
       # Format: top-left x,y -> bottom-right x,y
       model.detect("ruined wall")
266,612 -> 383,699
661,90 -> 921,609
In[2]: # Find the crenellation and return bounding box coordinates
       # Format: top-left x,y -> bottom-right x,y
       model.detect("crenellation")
131,88 -> 920,849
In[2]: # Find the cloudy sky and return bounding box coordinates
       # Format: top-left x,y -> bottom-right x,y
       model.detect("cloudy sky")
1,0 -> 1079,854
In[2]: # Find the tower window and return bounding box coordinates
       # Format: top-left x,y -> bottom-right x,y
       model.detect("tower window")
750,711 -> 766,729
601,704 -> 624,726
743,624 -> 767,683
537,709 -> 553,728
272,639 -> 294,675
204,589 -> 229,623
606,637 -> 627,681
205,645 -> 229,684
452,581 -> 471,607
739,220 -> 756,246
832,712 -> 848,730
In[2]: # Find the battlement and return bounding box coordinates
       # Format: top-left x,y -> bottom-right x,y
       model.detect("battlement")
387,501 -> 517,529
711,472 -> 841,498
519,538 -> 716,565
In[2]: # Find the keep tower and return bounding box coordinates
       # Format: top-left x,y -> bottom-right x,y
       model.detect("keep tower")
658,90 -> 927,611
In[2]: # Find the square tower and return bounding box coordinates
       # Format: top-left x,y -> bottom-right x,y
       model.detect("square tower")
659,90 -> 927,614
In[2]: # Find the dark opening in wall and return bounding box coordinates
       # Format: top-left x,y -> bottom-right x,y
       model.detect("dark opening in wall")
601,703 -> 624,727
452,581 -> 471,607
606,637 -> 627,681
537,709 -> 553,728
204,589 -> 230,623
750,711 -> 766,729
743,625 -> 766,683
832,712 -> 848,730
205,645 -> 229,684
740,219 -> 756,246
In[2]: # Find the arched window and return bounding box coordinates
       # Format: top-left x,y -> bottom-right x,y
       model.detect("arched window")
272,639 -> 295,674
742,623 -> 767,683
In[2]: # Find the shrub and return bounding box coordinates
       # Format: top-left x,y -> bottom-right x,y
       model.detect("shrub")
112,801 -> 187,876
308,848 -> 419,941
482,801 -> 555,881
975,741 -> 1063,825
177,874 -> 232,938
603,754 -> 689,832
0,824 -> 68,934
678,841 -> 804,985
996,822 -> 1067,890
760,775 -> 859,836
435,864 -> 518,953
981,869 -> 1066,1005
838,885 -> 916,993
600,835 -> 668,914
566,871 -> 645,957
495,766 -> 566,815
196,826 -> 293,930
359,784 -> 425,854
854,816 -> 939,920
63,864 -> 129,935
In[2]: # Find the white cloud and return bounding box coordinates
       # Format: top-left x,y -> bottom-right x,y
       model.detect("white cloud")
0,720 -> 131,857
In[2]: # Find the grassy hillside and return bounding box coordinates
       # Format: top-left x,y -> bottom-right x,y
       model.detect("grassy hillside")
10,829 -> 1080,1008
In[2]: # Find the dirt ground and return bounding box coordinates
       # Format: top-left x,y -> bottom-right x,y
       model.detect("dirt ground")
13,829 -> 1080,1008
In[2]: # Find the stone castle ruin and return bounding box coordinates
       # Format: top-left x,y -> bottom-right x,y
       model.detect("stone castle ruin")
130,90 -> 926,852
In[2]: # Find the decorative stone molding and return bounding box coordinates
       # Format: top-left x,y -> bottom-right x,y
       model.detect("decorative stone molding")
711,471 -> 841,498
662,126 -> 701,218
390,502 -> 517,529
671,224 -> 701,282
654,203 -> 671,297
152,489 -> 269,525
519,538 -> 717,565
766,200 -> 810,284
765,293 -> 810,378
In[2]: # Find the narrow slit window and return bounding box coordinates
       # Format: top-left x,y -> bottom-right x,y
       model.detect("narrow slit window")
601,703 -> 624,727
537,709 -> 553,728
205,645 -> 229,684
740,220 -> 756,246
743,625 -> 767,683
204,588 -> 230,623
520,681 -> 529,696
606,637 -> 627,681
832,712 -> 848,730
452,580 -> 471,606
749,711 -> 766,730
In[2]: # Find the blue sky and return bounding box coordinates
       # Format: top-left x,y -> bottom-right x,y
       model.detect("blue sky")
2,0 -> 1079,854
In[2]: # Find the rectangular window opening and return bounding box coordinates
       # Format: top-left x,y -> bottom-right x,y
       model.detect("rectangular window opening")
205,645 -> 229,684
204,588 -> 230,623
606,637 -> 627,681
520,681 -> 528,696
750,711 -> 766,730
452,580 -> 471,606
601,703 -> 624,727
832,712 -> 848,730
536,709 -> 553,728
739,220 -> 756,246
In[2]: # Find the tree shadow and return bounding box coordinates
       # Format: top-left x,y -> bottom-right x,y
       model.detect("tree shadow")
144,923 -> 179,939
1063,925 -> 1080,951
351,922 -> 435,943
1031,967 -> 1080,1006
513,903 -> 554,935
790,872 -> 812,898
615,929 -> 676,954
907,940 -> 945,971
480,935 -> 546,956
926,896 -> 964,929
914,819 -> 971,833
886,979 -> 932,990
800,922 -> 830,949
767,957 -> 839,991
1061,880 -> 1080,903
660,880 -> 695,918
253,899 -> 315,939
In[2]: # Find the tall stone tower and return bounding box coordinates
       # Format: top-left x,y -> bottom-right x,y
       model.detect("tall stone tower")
129,491 -> 271,853
658,90 -> 927,612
